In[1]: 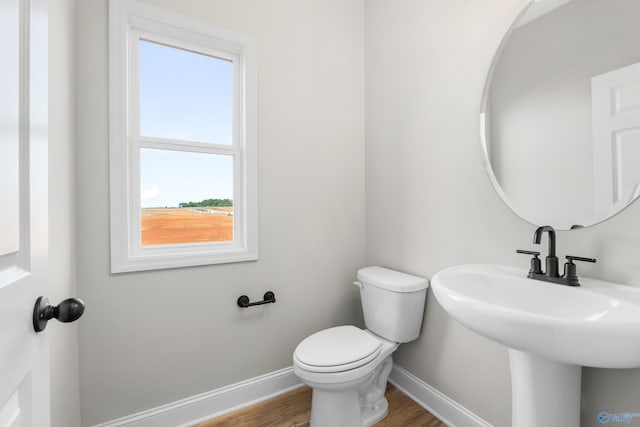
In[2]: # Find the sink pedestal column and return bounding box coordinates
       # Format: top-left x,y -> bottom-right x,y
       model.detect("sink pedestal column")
509,349 -> 581,427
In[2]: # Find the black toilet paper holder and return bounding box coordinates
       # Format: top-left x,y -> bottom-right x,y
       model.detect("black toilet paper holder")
237,291 -> 276,308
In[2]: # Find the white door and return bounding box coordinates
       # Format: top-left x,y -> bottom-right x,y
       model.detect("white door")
0,0 -> 50,426
592,62 -> 640,216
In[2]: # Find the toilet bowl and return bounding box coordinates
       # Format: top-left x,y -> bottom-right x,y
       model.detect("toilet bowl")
294,326 -> 398,427
293,267 -> 428,427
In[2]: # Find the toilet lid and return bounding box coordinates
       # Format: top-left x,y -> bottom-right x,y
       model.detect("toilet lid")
294,326 -> 381,373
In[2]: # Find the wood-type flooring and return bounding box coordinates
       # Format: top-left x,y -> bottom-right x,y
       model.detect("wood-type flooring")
196,383 -> 448,427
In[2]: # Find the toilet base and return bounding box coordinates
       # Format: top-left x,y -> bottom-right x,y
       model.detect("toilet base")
361,395 -> 388,427
304,355 -> 394,427
308,385 -> 390,427
309,387 -> 362,427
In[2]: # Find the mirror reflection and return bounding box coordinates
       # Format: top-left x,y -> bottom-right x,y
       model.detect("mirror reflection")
482,0 -> 640,229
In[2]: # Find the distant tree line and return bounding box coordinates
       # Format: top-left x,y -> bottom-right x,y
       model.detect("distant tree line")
179,198 -> 233,208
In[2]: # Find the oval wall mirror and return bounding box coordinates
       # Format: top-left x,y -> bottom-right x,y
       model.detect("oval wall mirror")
481,0 -> 640,230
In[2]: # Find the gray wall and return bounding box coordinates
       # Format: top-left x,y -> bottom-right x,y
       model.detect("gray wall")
49,1 -> 81,426
74,0 -> 366,425
365,1 -> 640,427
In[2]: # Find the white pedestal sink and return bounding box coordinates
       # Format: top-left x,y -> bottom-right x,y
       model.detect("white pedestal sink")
431,264 -> 640,427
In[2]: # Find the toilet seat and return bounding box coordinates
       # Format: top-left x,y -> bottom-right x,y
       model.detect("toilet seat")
294,326 -> 382,373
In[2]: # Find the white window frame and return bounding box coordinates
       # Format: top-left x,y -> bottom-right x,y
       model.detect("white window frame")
109,0 -> 258,273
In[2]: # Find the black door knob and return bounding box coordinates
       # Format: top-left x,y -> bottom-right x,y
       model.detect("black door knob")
33,296 -> 85,332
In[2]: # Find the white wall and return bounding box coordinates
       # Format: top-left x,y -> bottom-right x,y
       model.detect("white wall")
74,0 -> 365,425
365,1 -> 640,426
49,1 -> 81,426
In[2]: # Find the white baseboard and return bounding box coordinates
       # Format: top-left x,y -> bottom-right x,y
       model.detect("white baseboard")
93,364 -> 492,427
92,367 -> 303,427
388,365 -> 493,427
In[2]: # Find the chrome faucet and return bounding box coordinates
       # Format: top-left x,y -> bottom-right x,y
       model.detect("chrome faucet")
517,225 -> 596,286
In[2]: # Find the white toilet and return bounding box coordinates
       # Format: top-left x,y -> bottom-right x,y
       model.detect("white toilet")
293,266 -> 428,427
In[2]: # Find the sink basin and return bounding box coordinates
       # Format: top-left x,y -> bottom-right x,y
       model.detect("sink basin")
431,264 -> 640,427
432,263 -> 640,368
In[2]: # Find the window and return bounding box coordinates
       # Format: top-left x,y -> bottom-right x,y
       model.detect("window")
109,0 -> 257,273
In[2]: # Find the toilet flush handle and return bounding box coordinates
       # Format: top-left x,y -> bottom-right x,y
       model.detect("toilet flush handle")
353,281 -> 363,289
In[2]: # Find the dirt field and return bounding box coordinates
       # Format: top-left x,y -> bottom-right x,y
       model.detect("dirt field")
141,207 -> 233,245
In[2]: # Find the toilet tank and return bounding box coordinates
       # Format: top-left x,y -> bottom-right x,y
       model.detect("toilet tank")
356,266 -> 428,343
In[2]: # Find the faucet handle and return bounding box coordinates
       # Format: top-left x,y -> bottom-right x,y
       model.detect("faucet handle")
516,249 -> 540,256
565,255 -> 596,264
516,250 -> 542,275
563,256 -> 596,287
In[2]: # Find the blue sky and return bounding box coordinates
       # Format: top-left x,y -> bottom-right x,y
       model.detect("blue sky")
138,40 -> 234,208
140,149 -> 233,208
